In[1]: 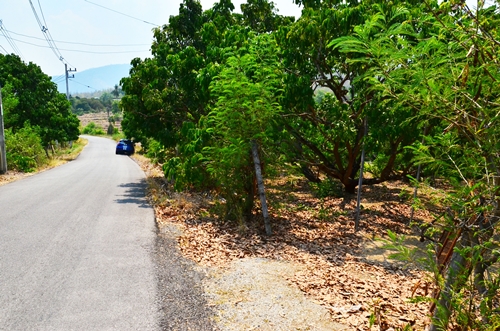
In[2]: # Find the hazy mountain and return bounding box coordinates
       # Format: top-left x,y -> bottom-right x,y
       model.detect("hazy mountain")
53,64 -> 131,94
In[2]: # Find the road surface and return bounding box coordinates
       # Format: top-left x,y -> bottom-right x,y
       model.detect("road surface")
0,136 -> 213,330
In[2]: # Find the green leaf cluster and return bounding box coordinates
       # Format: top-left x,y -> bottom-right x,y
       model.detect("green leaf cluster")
0,54 -> 80,146
5,125 -> 48,172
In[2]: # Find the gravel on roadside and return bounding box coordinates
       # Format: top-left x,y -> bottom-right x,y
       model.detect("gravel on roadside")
203,257 -> 349,331
155,223 -> 349,331
154,224 -> 219,331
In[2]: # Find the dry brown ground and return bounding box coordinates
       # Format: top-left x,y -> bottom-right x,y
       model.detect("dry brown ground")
0,170 -> 34,186
78,112 -> 121,132
134,155 -> 441,331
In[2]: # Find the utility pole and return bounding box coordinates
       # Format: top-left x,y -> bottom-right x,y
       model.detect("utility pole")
65,63 -> 76,100
0,84 -> 7,174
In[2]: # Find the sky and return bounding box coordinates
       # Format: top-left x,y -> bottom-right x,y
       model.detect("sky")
0,0 -> 302,79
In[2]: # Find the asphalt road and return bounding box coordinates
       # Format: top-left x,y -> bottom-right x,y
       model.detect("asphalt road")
0,136 -> 160,330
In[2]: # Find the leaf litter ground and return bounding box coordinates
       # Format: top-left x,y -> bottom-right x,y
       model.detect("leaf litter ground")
135,156 -> 437,330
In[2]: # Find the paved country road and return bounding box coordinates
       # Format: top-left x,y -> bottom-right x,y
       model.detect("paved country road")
0,136 -> 216,331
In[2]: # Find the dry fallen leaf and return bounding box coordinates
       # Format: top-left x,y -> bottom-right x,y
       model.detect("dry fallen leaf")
137,161 -> 435,330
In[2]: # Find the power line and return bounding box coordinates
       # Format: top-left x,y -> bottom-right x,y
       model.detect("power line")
4,35 -> 149,54
84,0 -> 160,27
37,0 -> 50,31
29,0 -> 74,67
52,74 -> 65,80
69,79 -> 97,90
5,29 -> 149,47
52,75 -> 67,83
0,20 -> 26,60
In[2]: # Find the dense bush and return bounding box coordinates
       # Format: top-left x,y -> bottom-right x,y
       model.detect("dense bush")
5,125 -> 47,172
81,122 -> 105,135
144,139 -> 167,164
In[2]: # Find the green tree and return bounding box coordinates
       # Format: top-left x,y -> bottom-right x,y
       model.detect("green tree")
111,84 -> 120,98
333,1 -> 500,328
276,0 -> 426,193
0,54 -> 80,146
121,0 -> 295,224
121,0 -> 206,146
241,0 -> 294,32
0,83 -> 18,119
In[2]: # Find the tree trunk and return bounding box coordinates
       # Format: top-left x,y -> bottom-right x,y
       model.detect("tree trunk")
429,233 -> 471,331
251,140 -> 271,236
300,165 -> 321,183
242,169 -> 255,222
343,180 -> 357,194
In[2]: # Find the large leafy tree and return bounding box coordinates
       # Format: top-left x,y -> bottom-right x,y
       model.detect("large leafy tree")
0,54 -> 79,146
276,0 -> 428,193
334,1 -> 500,328
120,0 -> 207,148
121,0 -> 293,197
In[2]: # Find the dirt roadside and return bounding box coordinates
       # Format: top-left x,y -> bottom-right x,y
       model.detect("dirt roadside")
133,154 -> 434,331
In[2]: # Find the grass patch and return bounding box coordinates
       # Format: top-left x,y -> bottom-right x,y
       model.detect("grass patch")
47,138 -> 88,168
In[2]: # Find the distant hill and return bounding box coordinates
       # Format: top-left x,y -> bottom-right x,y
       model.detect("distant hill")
53,64 -> 131,94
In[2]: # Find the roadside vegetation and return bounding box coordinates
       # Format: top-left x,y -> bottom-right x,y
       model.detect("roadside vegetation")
122,0 -> 500,330
0,53 -> 81,177
0,138 -> 87,186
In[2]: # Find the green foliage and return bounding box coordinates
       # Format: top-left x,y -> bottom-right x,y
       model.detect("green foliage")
107,123 -> 115,135
162,121 -> 213,191
5,125 -> 47,172
309,178 -> 343,198
203,32 -> 283,221
337,1 -> 500,328
144,139 -> 167,164
70,96 -> 106,115
276,0 -> 423,193
120,0 -> 293,221
81,122 -> 105,135
380,230 -> 428,269
0,54 -> 80,145
0,83 -> 18,112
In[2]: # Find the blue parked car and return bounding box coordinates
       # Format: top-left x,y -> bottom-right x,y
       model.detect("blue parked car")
116,139 -> 135,155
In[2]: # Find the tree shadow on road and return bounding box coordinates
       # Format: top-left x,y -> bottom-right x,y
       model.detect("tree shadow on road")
115,180 -> 151,208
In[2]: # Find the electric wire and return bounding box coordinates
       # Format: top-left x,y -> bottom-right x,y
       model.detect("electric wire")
0,23 -> 24,58
29,0 -> 75,67
37,0 -> 49,31
5,29 -> 149,47
83,0 -> 160,27
69,79 -> 96,90
0,21 -> 26,60
0,28 -> 24,57
52,75 -> 66,83
6,35 -> 149,54
52,74 -> 65,80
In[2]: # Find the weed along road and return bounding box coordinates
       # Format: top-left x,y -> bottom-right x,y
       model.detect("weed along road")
0,136 -> 172,330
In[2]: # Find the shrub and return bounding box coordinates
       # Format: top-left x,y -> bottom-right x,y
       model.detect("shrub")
107,123 -> 114,135
81,122 -> 105,135
144,139 -> 167,164
5,125 -> 47,172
